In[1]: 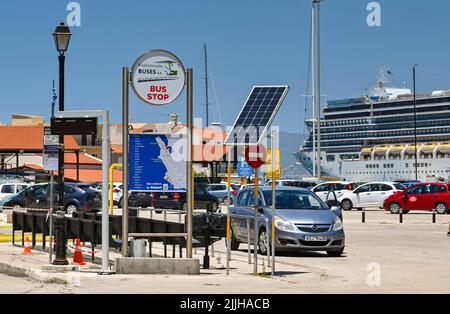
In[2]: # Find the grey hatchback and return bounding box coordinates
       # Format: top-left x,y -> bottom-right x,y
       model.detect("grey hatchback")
229,186 -> 345,257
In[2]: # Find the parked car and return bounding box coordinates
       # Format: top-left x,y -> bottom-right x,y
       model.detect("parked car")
312,181 -> 366,203
398,181 -> 421,188
229,186 -> 345,256
1,183 -> 102,213
128,191 -> 153,208
337,182 -> 405,211
151,185 -> 220,211
266,180 -> 318,190
0,183 -> 30,201
93,182 -> 123,207
205,183 -> 237,205
384,182 -> 450,214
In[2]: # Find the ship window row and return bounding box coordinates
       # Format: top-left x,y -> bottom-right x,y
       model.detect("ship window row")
365,163 -> 432,169
320,113 -> 450,129
321,120 -> 450,134
325,112 -> 370,120
373,104 -> 450,117
319,128 -> 450,141
372,96 -> 450,109
346,169 -> 449,176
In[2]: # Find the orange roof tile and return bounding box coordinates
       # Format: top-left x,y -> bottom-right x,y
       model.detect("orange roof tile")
64,169 -> 122,183
0,126 -> 79,151
111,144 -> 123,154
64,153 -> 102,165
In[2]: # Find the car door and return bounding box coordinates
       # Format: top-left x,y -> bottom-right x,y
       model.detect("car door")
378,184 -> 395,207
312,183 -> 330,202
418,184 -> 438,210
404,185 -> 425,210
353,184 -> 373,207
231,190 -> 252,240
28,184 -> 49,209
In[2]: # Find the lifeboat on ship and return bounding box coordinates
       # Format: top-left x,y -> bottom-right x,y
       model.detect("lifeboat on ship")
436,142 -> 450,154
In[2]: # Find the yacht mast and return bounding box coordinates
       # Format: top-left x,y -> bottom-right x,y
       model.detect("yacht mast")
316,0 -> 321,180
204,43 -> 210,127
311,5 -> 316,178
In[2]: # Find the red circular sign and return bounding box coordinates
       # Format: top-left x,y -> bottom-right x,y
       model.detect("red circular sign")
245,145 -> 266,169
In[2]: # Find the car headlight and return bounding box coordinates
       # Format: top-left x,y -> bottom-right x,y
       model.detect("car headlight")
333,217 -> 343,231
274,216 -> 295,231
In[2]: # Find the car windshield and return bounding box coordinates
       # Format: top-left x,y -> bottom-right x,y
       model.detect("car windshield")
262,190 -> 327,210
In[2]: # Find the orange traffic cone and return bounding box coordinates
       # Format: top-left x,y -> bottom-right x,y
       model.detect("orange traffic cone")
73,238 -> 86,265
22,237 -> 32,255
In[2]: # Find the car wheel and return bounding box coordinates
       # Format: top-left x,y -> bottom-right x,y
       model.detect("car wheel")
226,228 -> 240,251
210,201 -> 219,213
223,196 -> 231,205
435,202 -> 448,215
341,199 -> 353,211
389,202 -> 401,214
258,229 -> 269,255
327,247 -> 344,257
65,203 -> 78,215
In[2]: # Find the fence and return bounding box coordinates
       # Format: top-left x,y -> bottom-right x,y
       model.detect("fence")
12,209 -> 226,264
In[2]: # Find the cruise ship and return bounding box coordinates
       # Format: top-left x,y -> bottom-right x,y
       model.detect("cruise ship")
295,69 -> 450,182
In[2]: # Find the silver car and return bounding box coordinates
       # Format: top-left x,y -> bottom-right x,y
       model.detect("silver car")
229,186 -> 345,256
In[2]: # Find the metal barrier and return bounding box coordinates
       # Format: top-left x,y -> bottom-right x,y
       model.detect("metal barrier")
226,212 -> 271,275
12,208 -> 225,264
358,208 -> 440,224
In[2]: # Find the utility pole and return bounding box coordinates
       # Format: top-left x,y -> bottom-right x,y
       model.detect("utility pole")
204,44 -> 210,127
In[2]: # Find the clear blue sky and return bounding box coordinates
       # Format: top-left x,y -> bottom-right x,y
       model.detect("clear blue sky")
1,0 -> 449,134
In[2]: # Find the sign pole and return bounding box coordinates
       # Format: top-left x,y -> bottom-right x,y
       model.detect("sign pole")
253,168 -> 258,274
186,68 -> 194,258
226,155 -> 231,275
49,173 -> 54,264
122,67 -> 129,257
271,129 -> 276,276
100,110 -> 111,274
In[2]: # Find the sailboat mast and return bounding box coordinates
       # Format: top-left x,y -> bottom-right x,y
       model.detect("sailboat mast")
204,43 -> 210,127
311,6 -> 316,178
314,0 -> 321,180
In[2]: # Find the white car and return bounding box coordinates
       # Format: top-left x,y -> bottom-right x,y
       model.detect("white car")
337,182 -> 405,210
312,181 -> 365,203
93,182 -> 123,206
0,183 -> 30,201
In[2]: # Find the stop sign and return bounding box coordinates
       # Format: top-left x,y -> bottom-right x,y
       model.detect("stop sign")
245,145 -> 266,169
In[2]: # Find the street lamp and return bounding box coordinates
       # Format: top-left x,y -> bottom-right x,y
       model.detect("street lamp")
52,22 -> 71,266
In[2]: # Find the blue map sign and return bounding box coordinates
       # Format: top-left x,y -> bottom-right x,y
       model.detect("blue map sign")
238,157 -> 253,177
129,133 -> 186,191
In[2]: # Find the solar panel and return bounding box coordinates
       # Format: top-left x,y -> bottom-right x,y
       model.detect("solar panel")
224,86 -> 289,146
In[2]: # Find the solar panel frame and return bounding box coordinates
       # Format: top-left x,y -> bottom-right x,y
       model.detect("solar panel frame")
224,85 -> 289,146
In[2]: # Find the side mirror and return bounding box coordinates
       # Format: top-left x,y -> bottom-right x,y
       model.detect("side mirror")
331,206 -> 343,220
257,207 -> 264,214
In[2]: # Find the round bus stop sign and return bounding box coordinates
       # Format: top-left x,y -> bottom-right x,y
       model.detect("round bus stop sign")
131,50 -> 186,106
245,145 -> 266,169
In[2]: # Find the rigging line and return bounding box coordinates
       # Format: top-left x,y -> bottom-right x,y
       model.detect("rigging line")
208,63 -> 223,124
302,5 -> 313,138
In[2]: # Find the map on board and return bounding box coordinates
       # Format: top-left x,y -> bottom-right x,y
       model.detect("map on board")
129,133 -> 186,191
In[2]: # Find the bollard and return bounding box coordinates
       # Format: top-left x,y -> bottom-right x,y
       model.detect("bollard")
432,210 -> 436,224
362,209 -> 366,223
52,211 -> 68,265
447,222 -> 450,237
399,208 -> 403,224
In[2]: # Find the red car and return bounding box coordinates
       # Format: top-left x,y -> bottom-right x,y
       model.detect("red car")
384,183 -> 450,214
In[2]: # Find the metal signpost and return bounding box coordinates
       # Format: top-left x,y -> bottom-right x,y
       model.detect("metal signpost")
43,134 -> 59,263
53,110 -> 111,274
123,50 -> 193,258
